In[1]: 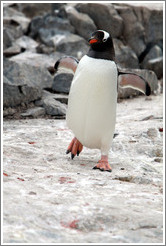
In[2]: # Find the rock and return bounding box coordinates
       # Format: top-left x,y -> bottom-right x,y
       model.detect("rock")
4,58 -> 53,89
3,58 -> 54,107
3,6 -> 30,33
15,3 -> 53,18
141,45 -> 162,68
115,5 -> 146,56
3,75 -> 42,108
114,39 -> 139,68
3,25 -> 23,48
118,68 -> 159,98
21,107 -> 46,117
43,98 -> 67,116
53,94 -> 68,104
14,35 -> 39,51
3,28 -> 14,49
36,43 -> 55,55
4,36 -> 39,58
64,6 -> 97,40
34,90 -> 67,116
28,16 -> 44,39
146,57 -> 163,79
3,44 -> 21,57
32,13 -> 75,45
135,4 -> 163,45
52,33 -> 89,58
3,107 -> 17,117
52,73 -> 73,94
9,51 -> 63,69
75,3 -> 123,38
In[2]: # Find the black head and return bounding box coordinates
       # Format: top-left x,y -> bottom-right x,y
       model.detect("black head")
87,30 -> 115,61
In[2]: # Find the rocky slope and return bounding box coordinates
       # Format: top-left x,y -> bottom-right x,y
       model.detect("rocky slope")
3,2 -> 163,119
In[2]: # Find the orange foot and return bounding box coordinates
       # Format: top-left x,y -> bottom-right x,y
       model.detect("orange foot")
66,137 -> 83,159
93,155 -> 112,172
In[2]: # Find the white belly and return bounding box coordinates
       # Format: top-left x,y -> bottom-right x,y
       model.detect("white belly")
66,55 -> 117,153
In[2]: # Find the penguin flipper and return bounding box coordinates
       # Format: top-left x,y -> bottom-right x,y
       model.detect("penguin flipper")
54,56 -> 79,75
118,71 -> 151,96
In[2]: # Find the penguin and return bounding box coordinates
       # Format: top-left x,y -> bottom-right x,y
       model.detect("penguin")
54,30 -> 151,172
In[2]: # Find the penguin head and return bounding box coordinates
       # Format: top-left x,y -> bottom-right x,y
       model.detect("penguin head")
89,30 -> 113,51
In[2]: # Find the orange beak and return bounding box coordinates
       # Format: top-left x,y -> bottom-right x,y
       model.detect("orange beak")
89,38 -> 98,44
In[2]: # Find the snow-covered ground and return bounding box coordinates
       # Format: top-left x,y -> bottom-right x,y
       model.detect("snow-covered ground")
3,94 -> 163,244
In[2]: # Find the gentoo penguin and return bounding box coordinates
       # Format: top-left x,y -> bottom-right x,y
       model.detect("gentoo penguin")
54,30 -> 151,172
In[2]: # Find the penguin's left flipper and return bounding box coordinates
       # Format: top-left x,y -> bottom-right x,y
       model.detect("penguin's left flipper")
54,56 -> 79,75
118,71 -> 151,96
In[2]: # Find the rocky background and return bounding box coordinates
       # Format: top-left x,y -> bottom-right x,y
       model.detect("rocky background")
3,2 -> 163,119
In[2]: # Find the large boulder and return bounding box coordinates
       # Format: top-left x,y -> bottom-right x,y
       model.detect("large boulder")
75,3 -> 123,38
29,13 -> 75,44
64,6 -> 97,40
3,75 -> 42,108
3,59 -> 53,107
9,51 -> 63,69
3,6 -> 30,33
3,35 -> 39,57
51,33 -> 89,58
115,5 -> 146,57
114,39 -> 139,69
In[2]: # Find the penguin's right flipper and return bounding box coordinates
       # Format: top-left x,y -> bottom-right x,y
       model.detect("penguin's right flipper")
54,56 -> 79,75
118,71 -> 151,96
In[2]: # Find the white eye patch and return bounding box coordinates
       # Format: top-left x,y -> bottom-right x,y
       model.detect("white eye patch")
98,30 -> 110,41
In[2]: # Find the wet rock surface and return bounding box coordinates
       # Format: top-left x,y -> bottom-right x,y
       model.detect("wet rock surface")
3,94 -> 163,244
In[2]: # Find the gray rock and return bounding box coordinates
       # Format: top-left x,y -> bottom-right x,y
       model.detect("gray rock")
21,107 -> 46,117
141,45 -> 162,68
43,97 -> 67,116
3,58 -> 54,107
52,33 -> 89,58
9,51 -> 63,69
64,6 -> 97,40
35,90 -> 67,116
4,36 -> 39,57
75,3 -> 123,38
3,75 -> 42,108
28,16 -> 44,39
146,57 -> 163,79
3,44 -> 21,57
3,6 -> 30,33
3,107 -> 17,117
116,5 -> 146,56
37,14 -> 75,45
16,3 -> 52,18
114,39 -> 139,69
14,35 -> 39,51
132,4 -> 163,45
52,73 -> 73,94
4,58 -> 53,89
3,25 -> 23,49
3,27 -> 14,49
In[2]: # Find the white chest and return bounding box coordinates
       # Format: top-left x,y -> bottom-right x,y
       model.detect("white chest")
67,55 -> 117,151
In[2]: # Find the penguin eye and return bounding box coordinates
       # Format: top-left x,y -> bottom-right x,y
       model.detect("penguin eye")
103,38 -> 107,42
